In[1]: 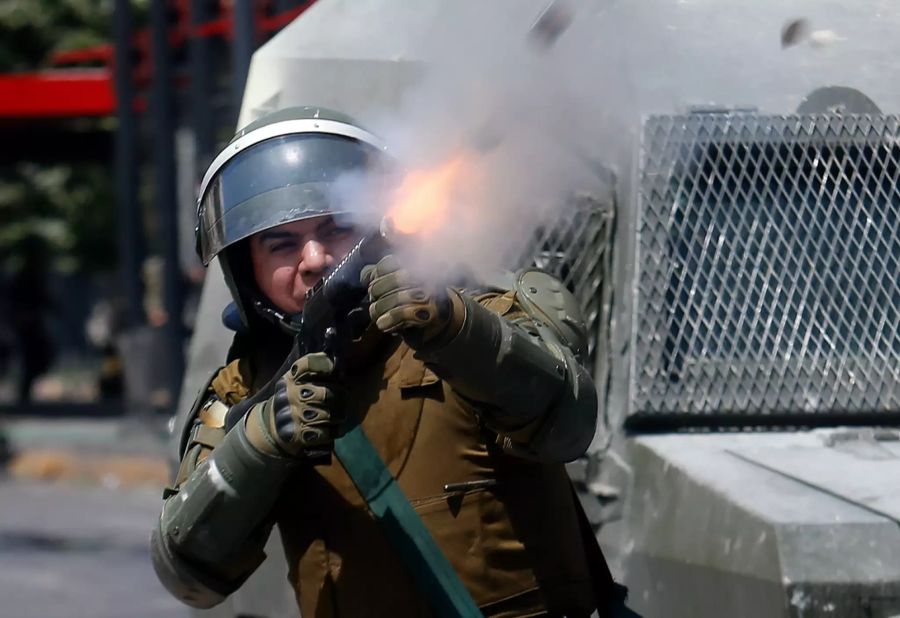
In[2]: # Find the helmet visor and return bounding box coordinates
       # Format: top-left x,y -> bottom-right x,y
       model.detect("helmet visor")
198,133 -> 385,264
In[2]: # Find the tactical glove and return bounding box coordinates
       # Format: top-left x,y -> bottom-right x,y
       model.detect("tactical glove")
361,254 -> 465,345
245,352 -> 344,458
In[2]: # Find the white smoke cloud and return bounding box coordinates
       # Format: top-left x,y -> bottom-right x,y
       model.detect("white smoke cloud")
328,0 -> 614,284
324,0 -> 900,285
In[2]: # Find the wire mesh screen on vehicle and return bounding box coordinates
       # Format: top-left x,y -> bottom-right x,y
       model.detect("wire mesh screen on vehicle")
515,193 -> 614,367
632,113 -> 900,419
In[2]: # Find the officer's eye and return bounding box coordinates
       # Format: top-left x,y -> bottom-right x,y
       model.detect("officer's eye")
323,225 -> 354,239
269,240 -> 297,253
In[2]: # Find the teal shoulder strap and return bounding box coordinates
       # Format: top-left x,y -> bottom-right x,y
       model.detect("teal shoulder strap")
334,425 -> 483,618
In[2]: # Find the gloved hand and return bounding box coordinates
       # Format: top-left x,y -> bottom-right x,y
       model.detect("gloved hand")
361,254 -> 464,345
246,352 -> 344,458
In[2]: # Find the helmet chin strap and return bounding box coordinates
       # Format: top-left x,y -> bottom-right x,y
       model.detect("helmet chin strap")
250,294 -> 304,336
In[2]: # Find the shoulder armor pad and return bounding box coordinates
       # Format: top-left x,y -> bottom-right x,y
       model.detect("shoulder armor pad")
514,268 -> 589,360
176,367 -> 223,458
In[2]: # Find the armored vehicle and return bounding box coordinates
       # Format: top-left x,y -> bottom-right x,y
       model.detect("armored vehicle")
174,1 -> 900,616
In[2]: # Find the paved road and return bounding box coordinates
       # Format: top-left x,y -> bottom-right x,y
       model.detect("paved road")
0,478 -> 188,618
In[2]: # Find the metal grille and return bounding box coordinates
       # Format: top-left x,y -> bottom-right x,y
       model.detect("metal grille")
518,193 -> 614,365
633,113 -> 900,418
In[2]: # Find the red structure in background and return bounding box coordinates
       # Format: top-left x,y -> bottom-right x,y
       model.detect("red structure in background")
0,0 -> 318,404
0,71 -> 115,117
0,0 -> 314,119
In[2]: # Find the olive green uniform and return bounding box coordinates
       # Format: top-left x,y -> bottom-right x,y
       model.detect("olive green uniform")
165,290 -> 603,616
151,106 -> 615,617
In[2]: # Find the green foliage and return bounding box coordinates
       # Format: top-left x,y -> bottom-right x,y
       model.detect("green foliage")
0,164 -> 117,273
0,0 -> 112,71
0,0 -> 135,274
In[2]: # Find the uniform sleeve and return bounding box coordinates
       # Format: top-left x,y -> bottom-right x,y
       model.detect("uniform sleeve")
415,288 -> 599,463
151,360 -> 290,609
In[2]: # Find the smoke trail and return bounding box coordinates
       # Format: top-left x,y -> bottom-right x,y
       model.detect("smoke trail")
325,0 -> 900,286
328,0 -> 614,284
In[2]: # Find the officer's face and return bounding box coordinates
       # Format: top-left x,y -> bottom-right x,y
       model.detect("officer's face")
250,216 -> 358,314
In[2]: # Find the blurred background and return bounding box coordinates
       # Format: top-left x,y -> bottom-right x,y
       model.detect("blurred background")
0,2 -> 312,616
0,0 -> 316,418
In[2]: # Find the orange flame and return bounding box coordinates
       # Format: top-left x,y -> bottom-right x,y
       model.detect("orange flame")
387,156 -> 467,235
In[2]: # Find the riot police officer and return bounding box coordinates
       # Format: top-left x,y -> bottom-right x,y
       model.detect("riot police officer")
151,106 -> 620,617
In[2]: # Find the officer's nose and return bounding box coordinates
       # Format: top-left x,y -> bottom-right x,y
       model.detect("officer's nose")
298,239 -> 331,276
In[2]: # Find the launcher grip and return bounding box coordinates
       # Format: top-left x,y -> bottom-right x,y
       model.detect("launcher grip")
299,225 -> 392,353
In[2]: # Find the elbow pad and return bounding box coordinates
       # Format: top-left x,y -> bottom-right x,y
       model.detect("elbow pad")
150,521 -> 231,609
151,414 -> 294,608
498,346 -> 598,462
